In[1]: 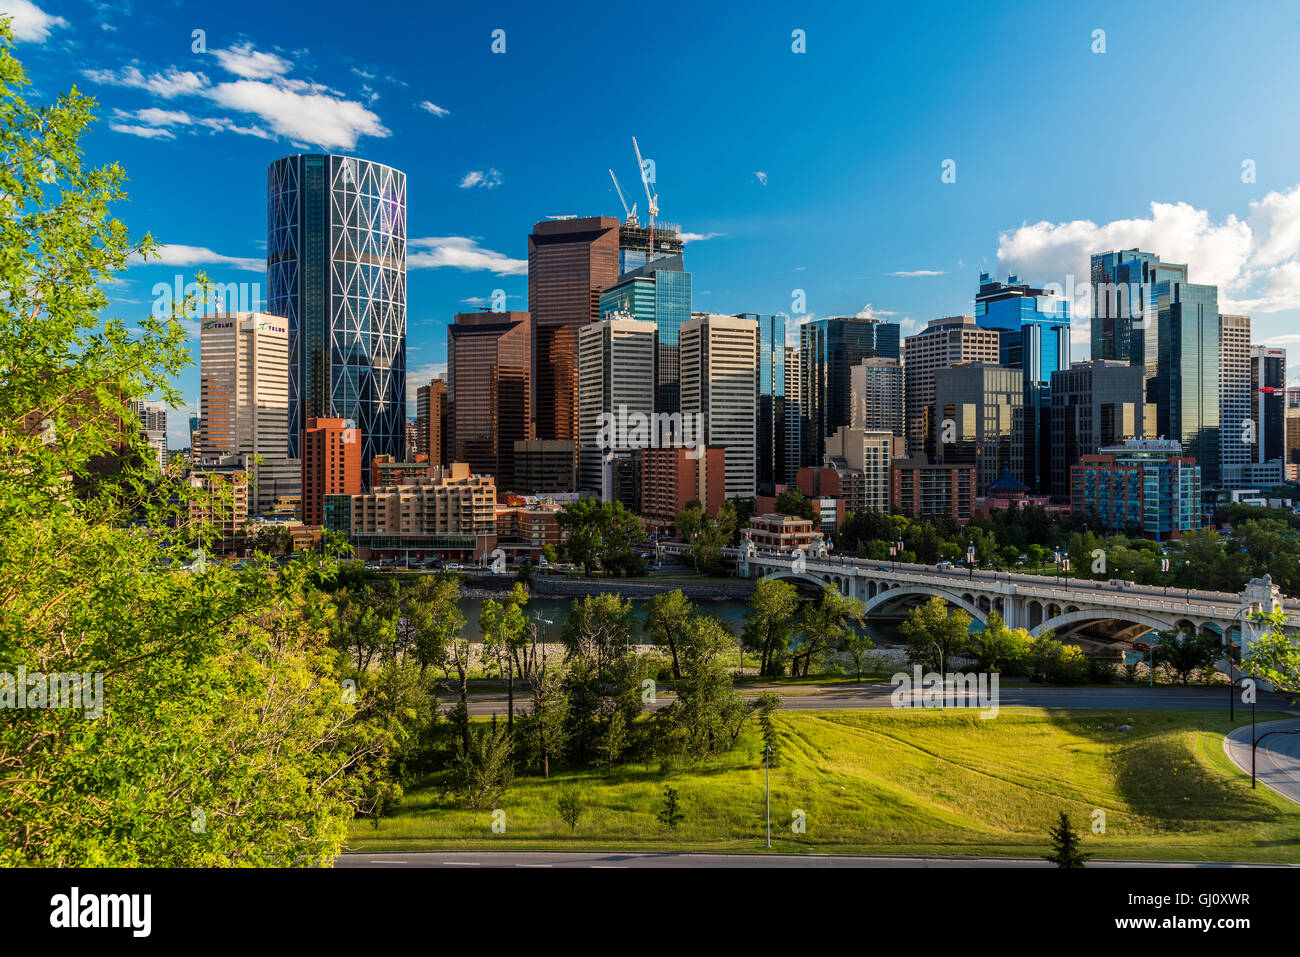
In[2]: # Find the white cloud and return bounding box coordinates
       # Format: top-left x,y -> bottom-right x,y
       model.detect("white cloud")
0,0 -> 68,42
889,269 -> 946,277
84,65 -> 211,98
996,187 -> 1300,316
753,171 -> 768,186
680,231 -> 720,243
418,100 -> 450,117
204,79 -> 387,150
405,362 -> 448,407
855,303 -> 897,319
458,169 -> 502,190
133,244 -> 264,272
83,53 -> 386,150
109,123 -> 175,140
408,236 -> 525,275
213,42 -> 292,80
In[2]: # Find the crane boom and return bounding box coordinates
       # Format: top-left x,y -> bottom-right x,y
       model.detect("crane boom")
608,169 -> 638,225
632,136 -> 659,261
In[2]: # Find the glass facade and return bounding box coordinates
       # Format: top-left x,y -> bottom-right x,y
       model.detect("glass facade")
973,273 -> 1070,493
447,311 -> 531,490
598,253 -> 692,414
740,313 -> 786,496
1148,280 -> 1220,487
1090,250 -> 1186,364
800,316 -> 900,467
268,154 -> 407,490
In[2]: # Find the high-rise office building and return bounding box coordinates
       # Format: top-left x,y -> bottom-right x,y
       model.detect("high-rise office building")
1090,249 -> 1185,363
598,253 -> 692,413
197,312 -> 299,510
267,154 -> 406,488
825,426 -> 895,512
617,221 -> 685,275
902,315 -> 1001,457
447,311 -> 531,491
528,216 -> 621,444
800,316 -> 900,468
1049,360 -> 1149,496
1251,345 -> 1287,465
783,346 -> 802,485
850,357 -> 904,435
301,417 -> 362,526
682,313 -> 758,500
973,272 -> 1069,494
932,363 -> 1024,492
740,313 -> 786,496
1220,314 -> 1252,481
1146,271 -> 1221,486
415,377 -> 447,467
576,317 -> 657,498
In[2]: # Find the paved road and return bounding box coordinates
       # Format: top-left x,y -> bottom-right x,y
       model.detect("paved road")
464,683 -> 1300,716
1224,718 -> 1300,805
335,850 -> 1280,869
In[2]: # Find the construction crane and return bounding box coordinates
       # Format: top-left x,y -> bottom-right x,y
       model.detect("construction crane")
608,169 -> 638,226
632,136 -> 659,261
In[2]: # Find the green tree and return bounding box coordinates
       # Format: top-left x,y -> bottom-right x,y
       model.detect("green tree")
0,25 -> 385,864
644,589 -> 695,680
899,596 -> 971,672
791,587 -> 867,678
742,577 -> 800,677
755,692 -> 783,766
773,489 -> 816,521
1043,811 -> 1090,868
557,790 -> 584,831
479,582 -> 530,734
657,786 -> 685,829
1242,610 -> 1300,696
1153,628 -> 1221,686
969,611 -> 1031,673
452,716 -> 514,810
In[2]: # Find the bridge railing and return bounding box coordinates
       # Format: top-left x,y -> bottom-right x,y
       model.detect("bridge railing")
745,557 -> 1290,620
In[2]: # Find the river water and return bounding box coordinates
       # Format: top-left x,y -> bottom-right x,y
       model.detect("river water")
456,594 -> 904,648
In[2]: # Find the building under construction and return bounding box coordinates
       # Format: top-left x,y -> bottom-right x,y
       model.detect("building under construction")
618,221 -> 684,275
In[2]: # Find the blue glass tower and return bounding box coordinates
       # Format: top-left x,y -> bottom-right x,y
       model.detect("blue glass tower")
598,253 -> 691,413
740,313 -> 786,495
268,153 -> 407,489
974,272 -> 1070,494
1090,249 -> 1187,365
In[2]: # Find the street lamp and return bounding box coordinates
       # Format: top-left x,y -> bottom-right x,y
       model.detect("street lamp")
765,743 -> 772,849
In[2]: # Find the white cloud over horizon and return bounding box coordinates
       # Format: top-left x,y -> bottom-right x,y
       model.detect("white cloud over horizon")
133,243 -> 265,272
408,236 -> 525,276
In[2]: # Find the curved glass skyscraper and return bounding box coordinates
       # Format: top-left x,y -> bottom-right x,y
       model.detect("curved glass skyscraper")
268,153 -> 406,488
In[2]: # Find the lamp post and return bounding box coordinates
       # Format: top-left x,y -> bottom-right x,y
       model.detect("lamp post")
531,611 -> 554,777
765,743 -> 772,849
930,640 -> 945,708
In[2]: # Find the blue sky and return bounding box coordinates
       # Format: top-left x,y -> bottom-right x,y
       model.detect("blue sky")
8,0 -> 1300,448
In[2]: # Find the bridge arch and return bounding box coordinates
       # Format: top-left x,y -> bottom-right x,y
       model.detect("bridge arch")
1032,608 -> 1173,643
758,571 -> 831,595
862,585 -> 988,624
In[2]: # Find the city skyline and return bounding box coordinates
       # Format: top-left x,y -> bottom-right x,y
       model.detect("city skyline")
9,0 -> 1300,453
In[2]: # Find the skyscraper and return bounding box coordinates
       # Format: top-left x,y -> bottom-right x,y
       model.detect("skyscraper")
598,253 -> 693,413
576,317 -> 657,499
973,272 -> 1070,494
527,217 -> 621,444
1251,345 -> 1287,465
1220,314 -> 1252,481
197,312 -> 299,511
682,314 -> 758,500
1049,360 -> 1149,496
267,153 -> 406,489
932,363 -> 1024,491
1146,272 -> 1221,486
1090,249 -> 1185,363
447,311 -> 531,491
850,357 -> 904,435
902,315 -> 1001,457
784,346 -> 802,485
739,313 -> 786,496
415,377 -> 447,467
800,316 -> 900,468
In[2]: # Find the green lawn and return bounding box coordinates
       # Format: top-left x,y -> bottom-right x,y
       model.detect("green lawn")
348,708 -> 1300,862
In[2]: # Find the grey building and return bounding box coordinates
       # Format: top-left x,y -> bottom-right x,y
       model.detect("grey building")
1050,360 -> 1149,496
932,363 -> 1024,492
